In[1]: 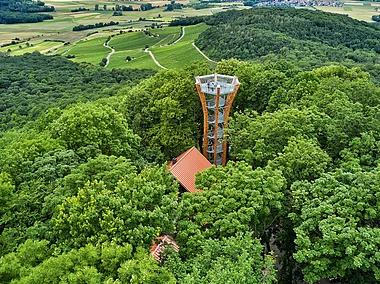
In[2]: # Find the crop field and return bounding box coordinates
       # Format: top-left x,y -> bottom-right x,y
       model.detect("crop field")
100,23 -> 213,69
107,49 -> 160,69
109,27 -> 180,51
0,0 -> 378,70
150,23 -> 213,69
315,1 -> 379,21
0,41 -> 63,55
0,0 -> 211,45
63,36 -> 110,64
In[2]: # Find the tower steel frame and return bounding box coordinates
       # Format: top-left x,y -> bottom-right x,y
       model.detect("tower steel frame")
195,74 -> 240,166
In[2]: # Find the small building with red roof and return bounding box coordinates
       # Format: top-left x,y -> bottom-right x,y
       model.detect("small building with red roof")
168,146 -> 212,193
150,235 -> 179,261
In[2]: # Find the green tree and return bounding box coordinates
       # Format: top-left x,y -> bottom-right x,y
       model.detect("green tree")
177,161 -> 286,256
229,108 -> 327,168
0,131 -> 63,184
269,137 -> 331,185
119,62 -> 210,161
4,242 -> 133,283
118,247 -> 176,284
216,59 -> 294,113
166,234 -> 276,284
290,169 -> 380,283
0,173 -> 14,217
54,165 -> 178,249
0,239 -> 51,283
62,154 -> 136,195
48,103 -> 140,159
0,149 -> 80,255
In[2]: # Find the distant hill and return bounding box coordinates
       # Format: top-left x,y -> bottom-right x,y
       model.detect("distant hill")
195,8 -> 380,81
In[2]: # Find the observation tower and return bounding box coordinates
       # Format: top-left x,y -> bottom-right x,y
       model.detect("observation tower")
195,74 -> 240,166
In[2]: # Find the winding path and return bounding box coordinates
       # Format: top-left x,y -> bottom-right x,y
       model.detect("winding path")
61,48 -> 72,56
192,42 -> 217,63
145,26 -> 186,70
103,41 -> 115,68
171,26 -> 185,45
145,48 -> 167,70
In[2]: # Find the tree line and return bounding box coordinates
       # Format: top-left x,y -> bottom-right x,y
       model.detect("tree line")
0,0 -> 54,24
72,21 -> 119,31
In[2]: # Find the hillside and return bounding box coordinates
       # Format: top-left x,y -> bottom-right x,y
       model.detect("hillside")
195,8 -> 380,81
0,52 -> 155,132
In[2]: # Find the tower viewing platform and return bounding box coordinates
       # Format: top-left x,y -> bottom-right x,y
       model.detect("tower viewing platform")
195,74 -> 240,166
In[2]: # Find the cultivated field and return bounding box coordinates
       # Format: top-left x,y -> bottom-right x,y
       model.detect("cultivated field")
315,0 -> 380,21
150,23 -> 212,69
0,0 -> 379,70
105,23 -> 213,69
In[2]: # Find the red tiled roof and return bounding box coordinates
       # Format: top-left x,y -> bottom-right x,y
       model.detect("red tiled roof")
150,235 -> 179,261
169,147 -> 212,193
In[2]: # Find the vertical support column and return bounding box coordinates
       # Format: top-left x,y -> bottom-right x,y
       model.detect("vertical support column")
213,86 -> 221,165
196,83 -> 208,158
222,81 -> 240,166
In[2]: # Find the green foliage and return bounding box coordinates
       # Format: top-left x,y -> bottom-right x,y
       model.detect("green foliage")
177,161 -> 286,256
229,108 -> 326,168
0,0 -> 54,24
48,103 -> 141,159
2,241 -> 136,283
54,165 -> 178,249
229,65 -> 380,170
0,131 -> 64,183
0,173 -> 14,217
0,239 -> 51,283
118,247 -> 176,284
0,149 -> 79,255
269,137 -> 331,185
119,63 -> 210,161
339,132 -> 380,172
2,51 -> 380,284
196,8 -> 380,81
290,169 -> 380,283
372,14 -> 380,22
168,234 -> 276,283
0,53 -> 155,132
216,59 -> 297,113
63,154 -> 136,195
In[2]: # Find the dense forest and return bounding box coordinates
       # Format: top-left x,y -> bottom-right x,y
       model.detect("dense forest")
1,50 -> 380,283
0,53 -> 155,132
0,0 -> 54,24
194,8 -> 380,82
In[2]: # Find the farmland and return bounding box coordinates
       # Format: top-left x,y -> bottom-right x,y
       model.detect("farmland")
0,0 -> 379,70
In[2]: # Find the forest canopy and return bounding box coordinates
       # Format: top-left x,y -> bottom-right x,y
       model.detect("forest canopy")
0,52 -> 155,133
194,8 -> 380,82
